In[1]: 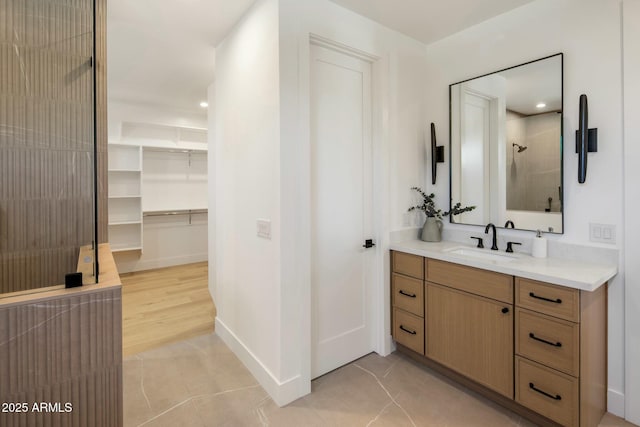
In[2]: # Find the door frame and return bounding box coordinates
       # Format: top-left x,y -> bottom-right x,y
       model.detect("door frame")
297,33 -> 389,388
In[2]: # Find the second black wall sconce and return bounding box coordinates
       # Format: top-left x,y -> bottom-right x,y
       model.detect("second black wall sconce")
575,94 -> 598,183
431,122 -> 444,184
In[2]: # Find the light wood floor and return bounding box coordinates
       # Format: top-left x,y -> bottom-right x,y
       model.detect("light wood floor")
121,262 -> 215,356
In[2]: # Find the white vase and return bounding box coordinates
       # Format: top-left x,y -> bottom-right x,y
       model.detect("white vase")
421,217 -> 443,242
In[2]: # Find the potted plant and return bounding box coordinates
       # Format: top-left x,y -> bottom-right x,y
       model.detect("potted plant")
408,187 -> 475,242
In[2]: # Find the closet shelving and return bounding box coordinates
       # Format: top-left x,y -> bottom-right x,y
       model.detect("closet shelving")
107,122 -> 207,253
108,143 -> 143,252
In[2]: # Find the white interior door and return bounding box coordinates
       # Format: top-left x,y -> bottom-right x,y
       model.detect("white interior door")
310,43 -> 375,379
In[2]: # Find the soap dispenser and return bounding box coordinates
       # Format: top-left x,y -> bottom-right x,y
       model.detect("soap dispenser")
531,229 -> 548,258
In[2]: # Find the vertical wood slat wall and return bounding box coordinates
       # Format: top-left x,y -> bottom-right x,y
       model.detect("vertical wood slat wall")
0,0 -> 108,294
0,287 -> 122,427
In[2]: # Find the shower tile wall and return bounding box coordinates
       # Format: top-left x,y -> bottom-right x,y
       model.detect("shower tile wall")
0,0 -> 108,294
0,286 -> 122,427
506,111 -> 561,212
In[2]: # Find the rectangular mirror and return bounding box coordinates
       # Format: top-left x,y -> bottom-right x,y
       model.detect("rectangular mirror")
449,53 -> 563,233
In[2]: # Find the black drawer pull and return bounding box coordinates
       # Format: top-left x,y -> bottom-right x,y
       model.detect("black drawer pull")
399,290 -> 417,298
529,292 -> 562,304
501,307 -> 510,314
399,325 -> 417,335
529,333 -> 562,347
529,382 -> 562,401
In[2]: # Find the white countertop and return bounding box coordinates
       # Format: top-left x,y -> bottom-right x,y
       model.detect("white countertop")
390,240 -> 617,292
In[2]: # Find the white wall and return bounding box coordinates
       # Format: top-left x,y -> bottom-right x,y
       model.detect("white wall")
211,0 -> 287,403
423,0 -> 626,415
623,0 -> 640,424
212,0 -> 427,406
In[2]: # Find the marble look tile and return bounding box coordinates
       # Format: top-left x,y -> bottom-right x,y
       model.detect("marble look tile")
137,400 -> 206,427
600,413 -> 639,427
124,333 -> 636,427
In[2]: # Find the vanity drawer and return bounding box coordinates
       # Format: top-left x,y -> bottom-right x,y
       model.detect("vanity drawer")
516,356 -> 579,427
426,259 -> 513,303
392,251 -> 424,280
516,308 -> 579,377
392,273 -> 424,316
516,278 -> 579,322
393,308 -> 424,355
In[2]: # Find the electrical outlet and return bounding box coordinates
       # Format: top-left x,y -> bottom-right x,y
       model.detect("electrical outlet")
590,223 -> 616,244
257,219 -> 271,239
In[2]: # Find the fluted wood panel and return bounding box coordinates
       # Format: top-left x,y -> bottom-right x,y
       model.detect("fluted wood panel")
96,0 -> 108,244
0,0 -> 107,293
0,287 -> 122,427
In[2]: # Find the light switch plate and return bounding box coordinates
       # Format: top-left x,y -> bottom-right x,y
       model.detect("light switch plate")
257,219 -> 271,239
590,223 -> 616,244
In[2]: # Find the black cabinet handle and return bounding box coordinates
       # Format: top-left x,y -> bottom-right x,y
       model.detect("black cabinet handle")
529,292 -> 562,304
501,307 -> 510,314
529,382 -> 562,401
399,325 -> 417,335
399,290 -> 417,298
529,333 -> 562,347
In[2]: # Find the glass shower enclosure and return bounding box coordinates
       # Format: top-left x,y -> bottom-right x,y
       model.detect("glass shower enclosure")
0,0 -> 99,295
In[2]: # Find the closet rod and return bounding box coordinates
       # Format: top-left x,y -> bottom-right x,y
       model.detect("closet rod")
142,147 -> 207,154
143,209 -> 208,217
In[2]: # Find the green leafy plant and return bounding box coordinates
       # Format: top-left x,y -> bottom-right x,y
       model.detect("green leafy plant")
407,186 -> 476,219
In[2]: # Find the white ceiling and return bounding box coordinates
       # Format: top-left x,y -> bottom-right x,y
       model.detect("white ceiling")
107,0 -> 255,113
107,0 -> 536,114
328,0 -> 536,45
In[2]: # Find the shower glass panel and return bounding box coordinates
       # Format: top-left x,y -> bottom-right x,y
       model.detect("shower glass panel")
0,0 -> 98,295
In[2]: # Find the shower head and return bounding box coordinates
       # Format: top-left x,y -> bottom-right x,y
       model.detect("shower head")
512,143 -> 528,153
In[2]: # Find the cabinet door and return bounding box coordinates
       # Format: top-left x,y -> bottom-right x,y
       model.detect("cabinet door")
427,283 -> 514,398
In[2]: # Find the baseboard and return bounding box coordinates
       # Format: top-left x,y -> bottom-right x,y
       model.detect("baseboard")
215,317 -> 309,407
113,253 -> 207,273
608,389 -> 625,417
378,334 -> 395,356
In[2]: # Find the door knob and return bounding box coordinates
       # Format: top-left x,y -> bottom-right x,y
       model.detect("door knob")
362,239 -> 376,248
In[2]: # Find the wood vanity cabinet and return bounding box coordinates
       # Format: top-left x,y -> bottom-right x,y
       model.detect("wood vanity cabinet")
391,251 -> 425,355
390,250 -> 607,427
514,278 -> 607,427
426,260 -> 514,398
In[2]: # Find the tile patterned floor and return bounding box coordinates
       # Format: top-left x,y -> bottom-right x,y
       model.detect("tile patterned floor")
124,333 -> 636,427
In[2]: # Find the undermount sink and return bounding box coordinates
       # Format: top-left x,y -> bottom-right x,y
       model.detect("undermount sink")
444,247 -> 518,263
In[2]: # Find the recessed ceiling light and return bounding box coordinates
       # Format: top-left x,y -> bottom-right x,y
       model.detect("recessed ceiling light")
199,101 -> 208,108
536,102 -> 546,109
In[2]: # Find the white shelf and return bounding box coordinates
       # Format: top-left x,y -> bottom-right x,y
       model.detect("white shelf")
121,122 -> 207,144
109,222 -> 142,253
111,245 -> 143,253
109,220 -> 142,226
109,168 -> 141,173
108,195 -> 141,199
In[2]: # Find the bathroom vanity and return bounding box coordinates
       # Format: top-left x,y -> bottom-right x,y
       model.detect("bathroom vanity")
390,241 -> 617,427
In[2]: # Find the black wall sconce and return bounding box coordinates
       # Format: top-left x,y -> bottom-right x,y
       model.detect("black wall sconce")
431,122 -> 444,184
575,94 -> 598,183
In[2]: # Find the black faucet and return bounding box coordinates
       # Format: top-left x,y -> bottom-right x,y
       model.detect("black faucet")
485,223 -> 498,250
504,220 -> 515,229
